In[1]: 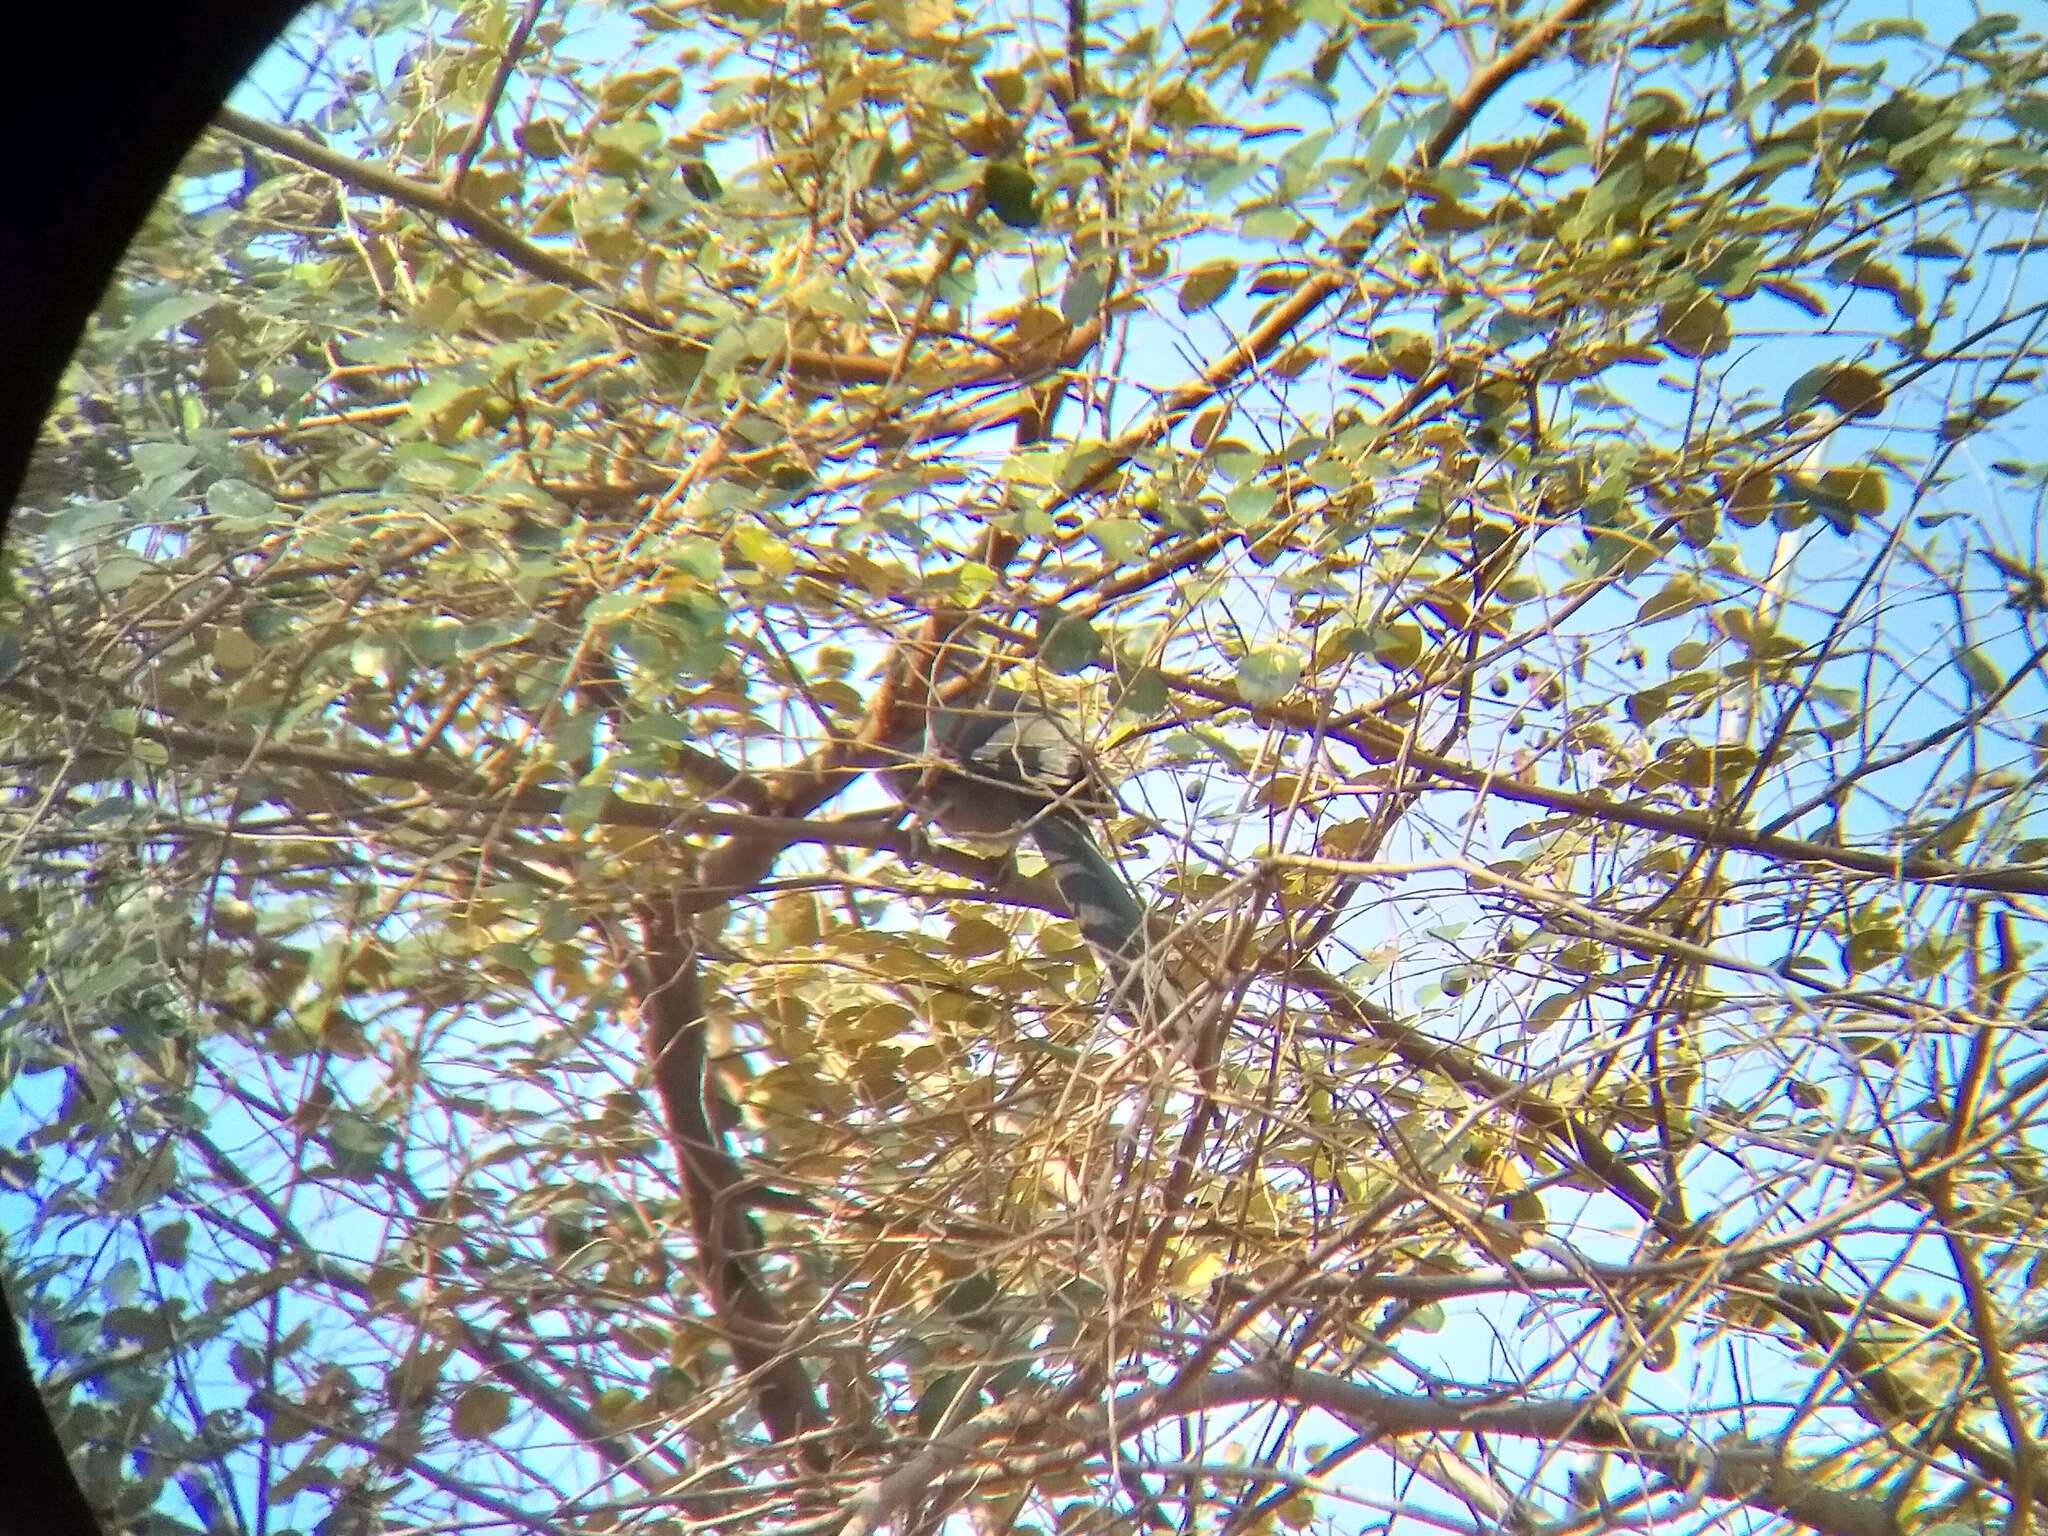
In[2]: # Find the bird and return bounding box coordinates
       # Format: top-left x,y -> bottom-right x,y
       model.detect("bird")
883,682 -> 1181,1033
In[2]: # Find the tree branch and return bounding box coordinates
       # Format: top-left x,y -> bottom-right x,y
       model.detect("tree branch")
620,901 -> 835,1470
834,1362 -> 1901,1536
1163,671 -> 2048,899
214,106 -> 1065,395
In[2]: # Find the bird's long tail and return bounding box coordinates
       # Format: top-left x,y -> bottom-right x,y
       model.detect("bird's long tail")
1027,809 -> 1186,1034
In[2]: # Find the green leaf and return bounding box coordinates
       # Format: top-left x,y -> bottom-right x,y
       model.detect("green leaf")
1178,260 -> 1239,315
145,1220 -> 191,1267
915,1369 -> 979,1435
679,157 -> 722,200
1627,686 -> 1669,727
1841,17 -> 1924,44
1086,517 -> 1148,564
1236,647 -> 1301,706
1060,261 -> 1106,325
1116,668 -> 1169,717
1814,467 -> 1887,518
516,117 -> 569,158
881,0 -> 954,40
452,1384 -> 512,1439
128,292 -> 216,342
393,448 -> 471,492
667,536 -> 724,584
1902,235 -> 1965,260
1275,1493 -> 1318,1531
1038,610 -> 1103,674
131,441 -> 198,480
205,479 -> 279,529
947,918 -> 1009,957
955,560 -> 995,604
982,67 -> 1027,112
1239,206 -> 1301,241
1843,921 -> 1903,974
982,160 -> 1039,228
212,627 -> 260,673
1656,294 -> 1730,357
1636,574 -> 1714,623
1367,623 -> 1424,670
1223,483 -> 1276,527
1667,639 -> 1710,669
1951,13 -> 2018,52
1954,646 -> 2003,697
1816,364 -> 1888,420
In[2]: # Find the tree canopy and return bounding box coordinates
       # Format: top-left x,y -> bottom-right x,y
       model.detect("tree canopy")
8,1 -> 2048,1534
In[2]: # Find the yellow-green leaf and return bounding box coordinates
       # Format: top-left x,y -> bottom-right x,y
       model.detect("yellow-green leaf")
212,627 -> 260,672
1817,364 -> 1888,419
982,160 -> 1038,228
1236,647 -> 1302,706
1637,573 -> 1715,623
1657,294 -> 1730,358
1178,260 -> 1239,315
1954,646 -> 2003,697
452,1384 -> 511,1440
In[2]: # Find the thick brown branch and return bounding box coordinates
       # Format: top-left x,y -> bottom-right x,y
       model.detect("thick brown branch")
622,902 -> 835,1469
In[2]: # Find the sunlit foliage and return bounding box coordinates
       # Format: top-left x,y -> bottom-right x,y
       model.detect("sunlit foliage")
7,1 -> 2048,1533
